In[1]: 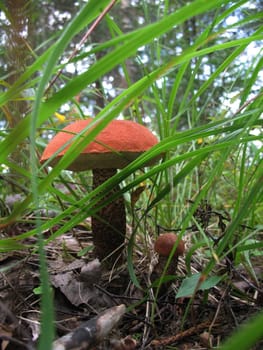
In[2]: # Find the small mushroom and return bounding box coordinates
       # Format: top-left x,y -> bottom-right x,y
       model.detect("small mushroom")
153,233 -> 185,289
41,118 -> 161,264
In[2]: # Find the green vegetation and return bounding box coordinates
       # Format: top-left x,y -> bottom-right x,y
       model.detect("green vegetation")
0,0 -> 262,349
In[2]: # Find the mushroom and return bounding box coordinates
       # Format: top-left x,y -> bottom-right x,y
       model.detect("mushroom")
153,233 -> 185,289
41,118 -> 161,264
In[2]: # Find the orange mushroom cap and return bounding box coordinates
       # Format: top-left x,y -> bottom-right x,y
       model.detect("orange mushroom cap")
41,118 -> 161,171
154,233 -> 185,257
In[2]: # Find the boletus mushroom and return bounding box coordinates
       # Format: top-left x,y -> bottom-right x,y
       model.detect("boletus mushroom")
153,233 -> 185,289
41,118 -> 161,264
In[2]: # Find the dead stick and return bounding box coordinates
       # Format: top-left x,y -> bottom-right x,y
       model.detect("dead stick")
45,0 -> 118,96
52,304 -> 125,350
150,320 -> 219,347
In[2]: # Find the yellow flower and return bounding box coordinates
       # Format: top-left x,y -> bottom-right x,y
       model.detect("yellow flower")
54,112 -> 66,122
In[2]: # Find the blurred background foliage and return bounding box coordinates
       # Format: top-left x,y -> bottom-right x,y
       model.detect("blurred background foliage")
0,0 -> 262,348
1,0 -> 262,123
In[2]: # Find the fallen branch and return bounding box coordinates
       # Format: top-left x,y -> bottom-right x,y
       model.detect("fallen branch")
52,304 -> 126,350
150,320 -> 219,348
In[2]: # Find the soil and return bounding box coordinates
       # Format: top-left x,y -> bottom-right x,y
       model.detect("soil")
0,219 -> 262,350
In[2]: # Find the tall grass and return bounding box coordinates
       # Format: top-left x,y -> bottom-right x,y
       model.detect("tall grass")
0,0 -> 262,348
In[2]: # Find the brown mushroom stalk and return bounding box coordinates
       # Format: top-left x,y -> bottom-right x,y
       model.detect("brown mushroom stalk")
92,168 -> 126,262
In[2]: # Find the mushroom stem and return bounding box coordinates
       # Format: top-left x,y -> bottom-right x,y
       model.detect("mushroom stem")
92,168 -> 126,263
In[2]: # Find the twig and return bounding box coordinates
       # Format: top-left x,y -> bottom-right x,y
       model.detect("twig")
45,0 -> 118,96
0,335 -> 34,350
150,320 -> 219,347
232,91 -> 263,116
52,304 -> 125,350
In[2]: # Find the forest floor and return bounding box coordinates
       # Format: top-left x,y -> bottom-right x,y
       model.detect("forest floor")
0,218 -> 263,350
